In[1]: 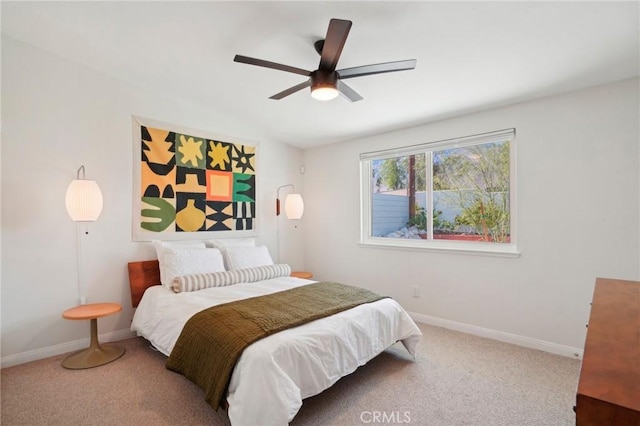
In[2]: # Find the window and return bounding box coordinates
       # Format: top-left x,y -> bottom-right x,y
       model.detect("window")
360,129 -> 518,256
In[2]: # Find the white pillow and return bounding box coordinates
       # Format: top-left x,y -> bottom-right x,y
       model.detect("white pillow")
223,245 -> 274,271
152,240 -> 207,287
206,238 -> 256,249
162,247 -> 226,288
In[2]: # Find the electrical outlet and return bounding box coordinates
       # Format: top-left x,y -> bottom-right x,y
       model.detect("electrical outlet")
412,286 -> 420,298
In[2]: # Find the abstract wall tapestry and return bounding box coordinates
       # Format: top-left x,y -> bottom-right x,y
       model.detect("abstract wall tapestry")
132,116 -> 257,241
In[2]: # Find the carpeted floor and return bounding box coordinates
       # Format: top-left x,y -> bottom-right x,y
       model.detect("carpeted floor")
1,323 -> 581,425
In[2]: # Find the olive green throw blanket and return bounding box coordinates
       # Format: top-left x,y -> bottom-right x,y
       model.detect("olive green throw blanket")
166,281 -> 388,410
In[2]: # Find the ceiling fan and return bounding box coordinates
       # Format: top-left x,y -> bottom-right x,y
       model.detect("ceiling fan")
233,18 -> 417,102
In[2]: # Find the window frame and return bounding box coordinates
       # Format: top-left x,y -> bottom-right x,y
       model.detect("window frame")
359,129 -> 519,257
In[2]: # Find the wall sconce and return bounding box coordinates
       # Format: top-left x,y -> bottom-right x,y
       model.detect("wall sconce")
276,184 -> 304,219
66,165 -> 103,305
276,184 -> 304,263
66,166 -> 103,222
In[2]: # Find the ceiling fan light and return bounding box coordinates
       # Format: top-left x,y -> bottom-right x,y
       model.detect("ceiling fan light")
311,85 -> 339,101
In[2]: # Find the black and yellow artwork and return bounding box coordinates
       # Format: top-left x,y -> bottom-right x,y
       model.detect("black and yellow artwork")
139,124 -> 256,234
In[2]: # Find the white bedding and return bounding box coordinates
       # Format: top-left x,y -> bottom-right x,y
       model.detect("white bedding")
131,276 -> 422,426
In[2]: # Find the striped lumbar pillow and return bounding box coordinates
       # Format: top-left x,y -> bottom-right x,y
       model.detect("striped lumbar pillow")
172,264 -> 292,293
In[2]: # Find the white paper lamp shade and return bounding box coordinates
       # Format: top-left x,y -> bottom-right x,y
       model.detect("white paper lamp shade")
284,193 -> 304,219
65,179 -> 103,221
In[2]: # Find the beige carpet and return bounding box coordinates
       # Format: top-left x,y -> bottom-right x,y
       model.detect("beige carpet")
1,323 -> 580,425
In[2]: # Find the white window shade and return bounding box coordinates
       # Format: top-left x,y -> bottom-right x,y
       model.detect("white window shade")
360,128 -> 515,160
65,179 -> 103,222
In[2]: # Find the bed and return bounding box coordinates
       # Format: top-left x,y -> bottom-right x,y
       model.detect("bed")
128,241 -> 422,426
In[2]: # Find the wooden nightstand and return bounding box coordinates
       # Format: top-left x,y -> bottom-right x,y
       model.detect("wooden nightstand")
291,271 -> 313,279
61,302 -> 125,369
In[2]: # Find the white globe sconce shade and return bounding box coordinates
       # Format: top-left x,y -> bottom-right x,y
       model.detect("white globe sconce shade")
65,179 -> 103,222
284,193 -> 304,219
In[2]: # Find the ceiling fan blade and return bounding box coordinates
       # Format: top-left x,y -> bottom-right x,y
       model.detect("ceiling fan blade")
337,80 -> 363,103
269,79 -> 312,100
337,59 -> 417,79
234,55 -> 311,77
319,19 -> 352,72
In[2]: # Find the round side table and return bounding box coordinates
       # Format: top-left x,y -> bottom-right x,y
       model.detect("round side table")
61,302 -> 125,369
291,271 -> 313,279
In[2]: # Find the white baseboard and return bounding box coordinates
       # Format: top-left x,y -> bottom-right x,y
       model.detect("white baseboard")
409,312 -> 583,359
3,316 -> 582,368
1,328 -> 136,369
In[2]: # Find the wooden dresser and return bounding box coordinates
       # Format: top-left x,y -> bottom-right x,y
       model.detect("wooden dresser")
575,278 -> 640,425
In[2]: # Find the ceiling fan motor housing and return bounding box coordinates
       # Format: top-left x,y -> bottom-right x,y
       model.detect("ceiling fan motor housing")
311,69 -> 338,91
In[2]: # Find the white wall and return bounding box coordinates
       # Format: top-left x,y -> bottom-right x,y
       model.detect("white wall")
302,78 -> 640,353
0,36 -> 305,364
2,34 -> 638,365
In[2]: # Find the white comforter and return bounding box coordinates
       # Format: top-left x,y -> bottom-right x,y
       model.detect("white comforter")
131,277 -> 422,426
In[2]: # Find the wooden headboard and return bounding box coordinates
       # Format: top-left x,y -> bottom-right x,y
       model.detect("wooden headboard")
127,260 -> 160,308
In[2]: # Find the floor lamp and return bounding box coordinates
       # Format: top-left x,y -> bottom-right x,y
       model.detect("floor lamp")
65,165 -> 103,305
276,184 -> 304,263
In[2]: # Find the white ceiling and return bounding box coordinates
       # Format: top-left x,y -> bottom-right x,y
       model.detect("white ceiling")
2,1 -> 638,149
